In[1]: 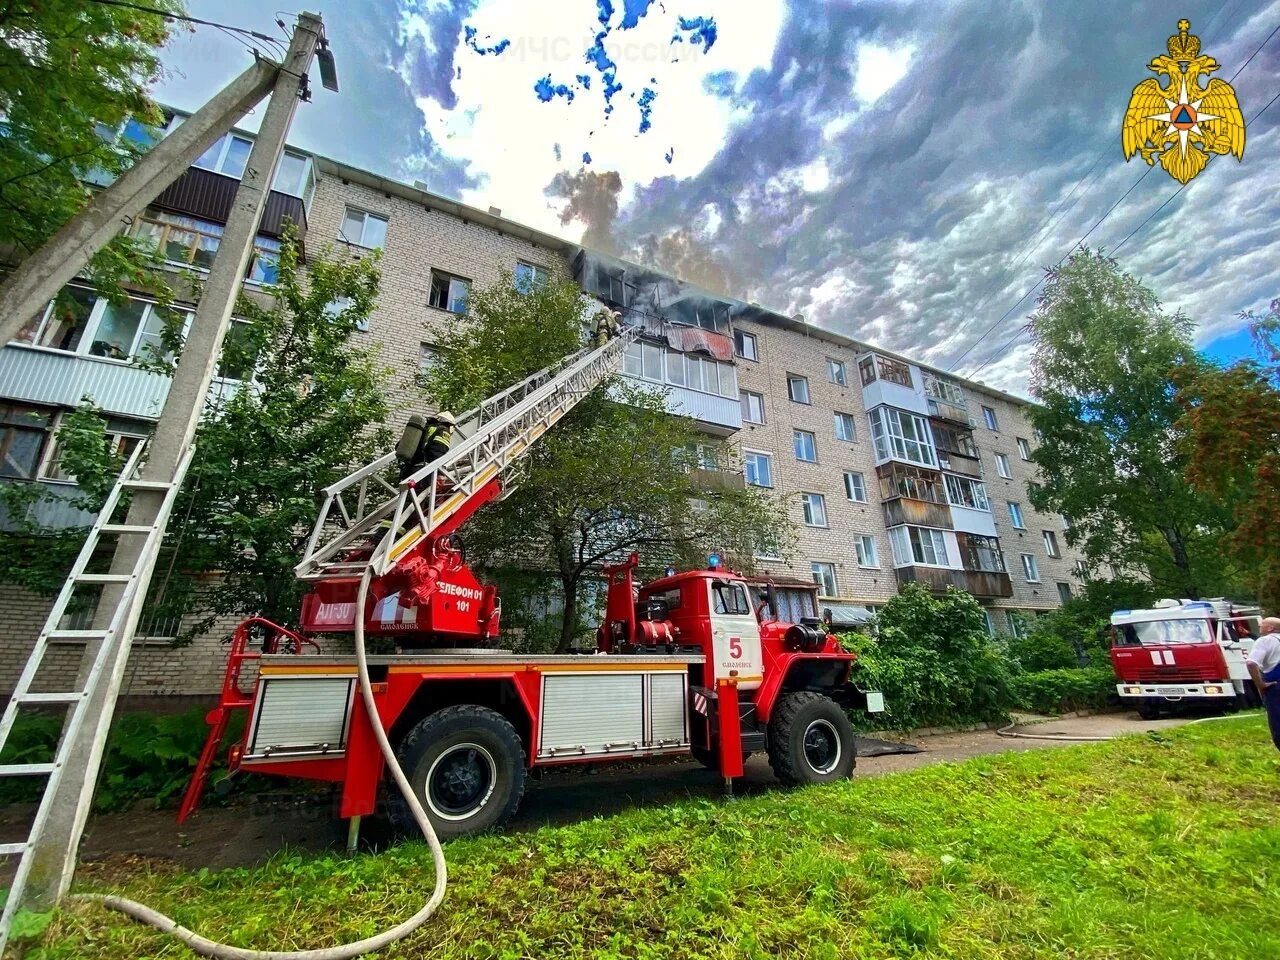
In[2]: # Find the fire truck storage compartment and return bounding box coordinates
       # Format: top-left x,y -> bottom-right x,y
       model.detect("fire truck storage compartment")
537,668 -> 690,760
245,675 -> 355,759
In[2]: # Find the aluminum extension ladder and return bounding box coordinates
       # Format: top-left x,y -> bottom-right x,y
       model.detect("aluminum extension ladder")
0,441 -> 194,950
296,327 -> 637,582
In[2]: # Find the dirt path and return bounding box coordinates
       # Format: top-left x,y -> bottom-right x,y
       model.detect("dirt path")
55,710 -> 1200,874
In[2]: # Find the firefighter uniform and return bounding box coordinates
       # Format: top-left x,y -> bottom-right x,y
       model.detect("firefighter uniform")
591,308 -> 622,348
397,412 -> 455,481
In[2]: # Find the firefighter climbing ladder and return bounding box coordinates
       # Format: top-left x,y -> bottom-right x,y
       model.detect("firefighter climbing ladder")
0,441 -> 194,946
297,326 -> 638,582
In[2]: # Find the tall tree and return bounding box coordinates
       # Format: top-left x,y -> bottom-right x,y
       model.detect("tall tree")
1177,297 -> 1280,605
1026,248 -> 1234,598
424,271 -> 792,651
0,0 -> 184,293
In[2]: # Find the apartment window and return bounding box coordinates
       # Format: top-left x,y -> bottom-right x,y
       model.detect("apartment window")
193,133 -> 253,178
833,412 -> 857,442
339,206 -> 389,249
418,343 -> 438,378
0,404 -> 54,479
271,150 -> 315,202
754,531 -> 783,561
827,358 -> 847,386
1057,582 -> 1073,603
1042,530 -> 1061,558
429,270 -> 471,314
740,390 -> 765,424
1009,611 -> 1031,638
1007,501 -> 1026,529
801,492 -> 828,527
215,320 -> 257,382
787,374 -> 810,404
1073,559 -> 1089,579
982,405 -> 998,431
43,417 -> 147,482
982,609 -> 996,635
793,429 -> 817,463
855,535 -> 879,568
17,286 -> 184,363
734,330 -> 758,361
682,353 -> 737,398
868,407 -> 936,466
624,340 -> 662,382
811,562 -> 838,597
131,211 -> 223,270
995,453 -> 1012,479
961,534 -> 1005,573
744,450 -> 773,488
514,261 -> 550,291
843,471 -> 867,503
888,525 -> 951,567
247,236 -> 282,284
1017,437 -> 1032,460
944,474 -> 991,511
1020,553 -> 1041,582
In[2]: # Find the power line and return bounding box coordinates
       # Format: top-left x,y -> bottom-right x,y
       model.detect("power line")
966,79 -> 1280,382
955,16 -> 1280,380
82,0 -> 284,47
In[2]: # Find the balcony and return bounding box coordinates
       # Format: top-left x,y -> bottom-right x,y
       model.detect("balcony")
895,565 -> 968,593
0,479 -> 96,531
937,453 -> 982,479
964,570 -> 1013,598
858,352 -> 927,416
153,167 -> 307,241
0,345 -> 170,419
691,466 -> 746,491
955,532 -> 1013,597
619,337 -> 741,435
877,464 -> 952,527
883,498 -> 952,529
923,374 -> 969,425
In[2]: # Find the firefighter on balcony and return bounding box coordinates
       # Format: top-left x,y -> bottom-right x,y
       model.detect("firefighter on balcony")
591,307 -> 622,348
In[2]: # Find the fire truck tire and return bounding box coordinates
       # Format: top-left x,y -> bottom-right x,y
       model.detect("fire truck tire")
389,705 -> 525,839
767,692 -> 857,785
1136,700 -> 1161,720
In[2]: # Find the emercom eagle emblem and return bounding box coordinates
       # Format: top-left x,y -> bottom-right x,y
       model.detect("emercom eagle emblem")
1122,19 -> 1245,184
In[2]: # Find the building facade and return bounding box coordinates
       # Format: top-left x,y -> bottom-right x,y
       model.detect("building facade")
0,117 -> 1084,697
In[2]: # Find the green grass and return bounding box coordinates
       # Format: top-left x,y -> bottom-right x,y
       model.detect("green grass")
21,716 -> 1280,959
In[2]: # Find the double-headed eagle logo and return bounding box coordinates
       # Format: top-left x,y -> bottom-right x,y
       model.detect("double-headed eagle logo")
1122,19 -> 1245,184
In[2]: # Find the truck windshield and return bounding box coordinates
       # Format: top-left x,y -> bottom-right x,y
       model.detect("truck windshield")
1118,619 -> 1211,646
711,582 -> 750,615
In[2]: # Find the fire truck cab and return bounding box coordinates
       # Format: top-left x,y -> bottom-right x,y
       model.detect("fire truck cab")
1109,599 -> 1260,719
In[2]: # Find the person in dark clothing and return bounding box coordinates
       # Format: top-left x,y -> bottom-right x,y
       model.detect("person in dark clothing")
395,411 -> 455,481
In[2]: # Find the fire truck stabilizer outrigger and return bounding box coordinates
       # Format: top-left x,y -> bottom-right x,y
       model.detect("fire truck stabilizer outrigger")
1109,598 -> 1261,719
179,324 -> 883,841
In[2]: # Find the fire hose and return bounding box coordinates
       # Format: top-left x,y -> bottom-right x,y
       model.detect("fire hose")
995,710 -> 1260,743
77,568 -> 447,959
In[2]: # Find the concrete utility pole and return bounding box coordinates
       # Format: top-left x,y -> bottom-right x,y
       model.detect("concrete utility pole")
22,12 -> 325,908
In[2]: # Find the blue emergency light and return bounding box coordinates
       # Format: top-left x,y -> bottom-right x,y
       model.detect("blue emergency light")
708,553 -> 721,570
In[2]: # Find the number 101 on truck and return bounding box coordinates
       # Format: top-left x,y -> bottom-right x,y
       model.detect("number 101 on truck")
179,329 -> 884,837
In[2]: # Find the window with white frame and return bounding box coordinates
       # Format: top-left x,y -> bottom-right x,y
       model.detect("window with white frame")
754,531 -> 783,560
1017,437 -> 1032,460
744,450 -> 773,488
193,133 -> 253,178
42,416 -> 148,482
429,270 -> 471,314
888,525 -> 951,567
1020,553 -> 1040,582
787,374 -> 810,404
1057,582 -> 1073,603
944,474 -> 990,511
339,206 -> 389,249
418,343 -> 438,378
855,534 -> 878,568
681,352 -> 737,397
843,471 -> 867,502
0,404 -> 55,479
17,286 -> 185,363
833,411 -> 857,442
734,329 -> 758,361
624,340 -> 662,381
811,562 -> 838,597
514,261 -> 550,291
1008,501 -> 1026,528
793,429 -> 817,463
271,150 -> 315,203
1042,530 -> 1061,557
868,406 -> 936,466
801,492 -> 827,527
982,405 -> 998,430
995,453 -> 1012,479
740,389 -> 765,424
827,358 -> 847,386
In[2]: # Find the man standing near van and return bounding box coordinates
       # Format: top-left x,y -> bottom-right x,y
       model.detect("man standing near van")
1245,616 -> 1280,751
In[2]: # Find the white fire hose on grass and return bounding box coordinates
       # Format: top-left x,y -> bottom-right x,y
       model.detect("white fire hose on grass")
78,569 -> 446,959
995,709 -> 1262,743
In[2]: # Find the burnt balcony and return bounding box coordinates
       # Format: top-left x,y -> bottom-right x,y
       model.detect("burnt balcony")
923,374 -> 969,425
964,570 -> 1014,598
895,566 -> 968,593
955,532 -> 1013,598
878,464 -> 953,529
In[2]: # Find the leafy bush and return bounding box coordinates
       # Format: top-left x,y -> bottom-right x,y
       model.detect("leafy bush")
0,708 -> 237,811
1011,666 -> 1118,715
843,584 -> 1015,730
1006,578 -> 1154,671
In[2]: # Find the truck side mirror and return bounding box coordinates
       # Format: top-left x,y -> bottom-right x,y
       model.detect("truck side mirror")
764,582 -> 777,619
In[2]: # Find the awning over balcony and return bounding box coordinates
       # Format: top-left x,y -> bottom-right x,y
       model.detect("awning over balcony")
634,314 -> 733,360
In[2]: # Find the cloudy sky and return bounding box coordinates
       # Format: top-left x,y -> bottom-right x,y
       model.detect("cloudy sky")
160,0 -> 1280,395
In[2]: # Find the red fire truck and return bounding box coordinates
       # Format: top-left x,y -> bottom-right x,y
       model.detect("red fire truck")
1109,599 -> 1261,719
180,329 -> 882,837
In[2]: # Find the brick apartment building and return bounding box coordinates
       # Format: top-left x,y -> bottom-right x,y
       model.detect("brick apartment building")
0,116 -> 1084,698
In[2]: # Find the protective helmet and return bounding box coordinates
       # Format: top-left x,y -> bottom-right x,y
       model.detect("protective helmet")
436,411 -> 456,426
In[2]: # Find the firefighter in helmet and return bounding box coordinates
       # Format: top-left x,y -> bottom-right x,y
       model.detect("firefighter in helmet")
395,411 -> 456,481
590,307 -> 622,349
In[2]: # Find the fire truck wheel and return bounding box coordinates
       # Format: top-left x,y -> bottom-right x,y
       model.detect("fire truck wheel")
767,692 -> 857,785
1136,700 -> 1161,720
389,705 -> 525,839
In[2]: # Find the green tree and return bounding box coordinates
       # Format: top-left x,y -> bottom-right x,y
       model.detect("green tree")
144,235 -> 394,638
1177,297 -> 1280,605
425,271 -> 792,651
0,0 -> 184,295
1026,248 -> 1233,598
